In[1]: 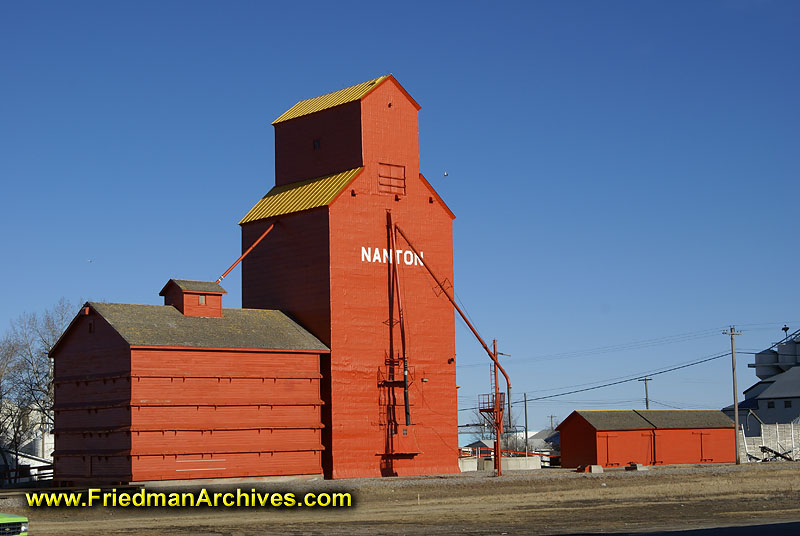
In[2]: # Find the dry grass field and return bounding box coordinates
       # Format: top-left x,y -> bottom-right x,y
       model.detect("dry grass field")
2,463 -> 800,535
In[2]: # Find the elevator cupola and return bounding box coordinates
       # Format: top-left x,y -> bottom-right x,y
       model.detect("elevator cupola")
159,279 -> 226,318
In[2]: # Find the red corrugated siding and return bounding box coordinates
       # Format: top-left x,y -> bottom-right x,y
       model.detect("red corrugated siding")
127,348 -> 323,481
56,455 -> 131,482
131,377 -> 320,405
131,404 -> 320,429
53,312 -> 132,481
54,334 -> 325,482
131,450 -> 320,481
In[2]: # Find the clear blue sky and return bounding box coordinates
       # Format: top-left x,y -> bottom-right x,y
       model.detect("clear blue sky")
2,1 -> 798,437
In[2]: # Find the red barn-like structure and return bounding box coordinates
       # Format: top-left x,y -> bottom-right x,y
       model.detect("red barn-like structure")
51,75 -> 460,482
51,280 -> 328,482
557,410 -> 735,468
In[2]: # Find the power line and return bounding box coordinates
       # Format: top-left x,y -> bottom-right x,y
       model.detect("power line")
455,321 -> 798,369
525,352 -> 729,401
649,399 -> 684,409
456,327 -> 726,369
517,352 -> 730,395
458,351 -> 730,412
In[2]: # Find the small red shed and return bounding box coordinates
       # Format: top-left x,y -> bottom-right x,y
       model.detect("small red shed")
557,410 -> 735,468
51,279 -> 329,484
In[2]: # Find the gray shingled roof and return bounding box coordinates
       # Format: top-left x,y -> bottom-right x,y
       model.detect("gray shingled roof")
637,410 -> 733,429
160,279 -> 226,295
564,410 -> 733,431
759,367 -> 800,399
722,398 -> 759,412
572,411 -> 654,430
88,302 -> 328,351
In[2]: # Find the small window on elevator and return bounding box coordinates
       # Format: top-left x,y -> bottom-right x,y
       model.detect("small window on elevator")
313,139 -> 321,150
378,163 -> 406,195
199,295 -> 206,306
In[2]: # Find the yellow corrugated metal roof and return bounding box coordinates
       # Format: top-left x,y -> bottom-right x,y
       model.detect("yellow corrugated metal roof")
272,75 -> 390,124
239,168 -> 363,224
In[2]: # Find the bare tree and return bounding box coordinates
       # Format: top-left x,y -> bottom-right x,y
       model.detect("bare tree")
5,297 -> 73,429
0,298 -> 74,482
0,331 -> 39,482
0,333 -> 19,475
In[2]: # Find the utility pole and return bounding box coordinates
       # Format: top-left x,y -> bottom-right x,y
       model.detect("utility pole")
723,326 -> 742,465
548,415 -> 557,431
524,393 -> 528,457
638,377 -> 651,409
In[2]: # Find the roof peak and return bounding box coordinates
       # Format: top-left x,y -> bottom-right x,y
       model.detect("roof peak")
273,75 -> 419,124
159,279 -> 226,296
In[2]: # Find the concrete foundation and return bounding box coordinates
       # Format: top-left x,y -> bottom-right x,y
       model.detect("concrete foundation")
470,457 -> 542,471
458,457 -> 478,472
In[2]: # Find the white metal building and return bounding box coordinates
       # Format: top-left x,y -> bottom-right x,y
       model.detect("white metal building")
724,331 -> 800,436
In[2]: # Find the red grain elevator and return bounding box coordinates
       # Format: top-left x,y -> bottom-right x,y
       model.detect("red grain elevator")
240,75 -> 460,478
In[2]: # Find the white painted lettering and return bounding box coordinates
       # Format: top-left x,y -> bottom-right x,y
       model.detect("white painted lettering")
360,246 -> 425,266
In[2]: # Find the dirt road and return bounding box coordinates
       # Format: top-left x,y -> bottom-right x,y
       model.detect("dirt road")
3,463 -> 799,535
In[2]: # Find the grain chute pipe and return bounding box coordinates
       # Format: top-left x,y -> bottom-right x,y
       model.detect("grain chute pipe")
388,212 -> 411,426
393,225 -> 511,391
216,223 -> 276,283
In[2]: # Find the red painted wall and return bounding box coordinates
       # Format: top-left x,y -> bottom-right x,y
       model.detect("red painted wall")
558,414 -> 598,468
330,79 -> 457,478
53,311 -> 132,481
241,209 -> 332,346
653,429 -> 734,465
162,285 -> 223,317
127,347 -> 324,482
274,101 -> 363,186
180,292 -> 223,318
53,306 -> 326,483
596,431 -> 654,467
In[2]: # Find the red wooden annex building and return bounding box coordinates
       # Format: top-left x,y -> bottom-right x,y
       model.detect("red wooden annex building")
51,75 -> 460,482
51,280 -> 328,482
557,410 -> 735,468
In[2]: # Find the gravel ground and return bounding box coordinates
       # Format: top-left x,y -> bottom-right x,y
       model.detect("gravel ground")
2,462 -> 799,535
